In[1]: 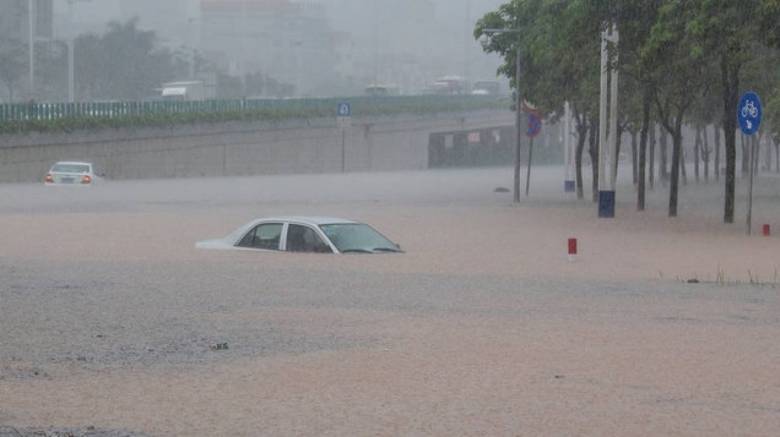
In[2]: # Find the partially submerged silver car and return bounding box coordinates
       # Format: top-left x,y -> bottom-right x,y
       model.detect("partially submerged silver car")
196,216 -> 402,254
44,161 -> 101,186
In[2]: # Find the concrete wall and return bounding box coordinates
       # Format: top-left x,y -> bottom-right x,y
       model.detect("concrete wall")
0,110 -> 514,183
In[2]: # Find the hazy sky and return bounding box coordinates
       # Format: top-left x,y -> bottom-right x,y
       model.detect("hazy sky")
52,0 -> 510,94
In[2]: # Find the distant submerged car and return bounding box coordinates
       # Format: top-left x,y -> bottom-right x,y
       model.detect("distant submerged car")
44,161 -> 101,186
196,216 -> 403,254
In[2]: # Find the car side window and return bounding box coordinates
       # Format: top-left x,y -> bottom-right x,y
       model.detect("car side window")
237,223 -> 283,250
286,224 -> 332,253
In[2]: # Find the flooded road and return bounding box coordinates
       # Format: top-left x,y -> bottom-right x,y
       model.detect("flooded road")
2,167 -> 779,436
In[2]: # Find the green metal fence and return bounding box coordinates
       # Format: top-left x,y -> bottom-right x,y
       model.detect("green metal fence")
0,95 -> 508,126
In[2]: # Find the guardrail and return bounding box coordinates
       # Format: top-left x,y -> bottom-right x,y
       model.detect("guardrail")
0,95 -> 510,134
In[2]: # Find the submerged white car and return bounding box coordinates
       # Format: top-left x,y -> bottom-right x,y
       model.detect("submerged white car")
44,161 -> 101,186
196,216 -> 403,254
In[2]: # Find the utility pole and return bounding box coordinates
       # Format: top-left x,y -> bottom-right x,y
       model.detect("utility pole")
67,39 -> 74,102
597,24 -> 619,218
608,25 -> 620,187
64,0 -> 92,103
564,102 -> 575,192
28,0 -> 35,99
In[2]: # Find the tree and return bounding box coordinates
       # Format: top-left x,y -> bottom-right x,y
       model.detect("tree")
476,0 -> 602,201
0,38 -> 26,102
644,1 -> 711,217
74,19 -> 179,100
688,84 -> 721,183
685,0 -> 780,223
606,0 -> 663,211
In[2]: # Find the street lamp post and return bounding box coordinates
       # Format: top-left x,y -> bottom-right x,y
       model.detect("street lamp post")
64,0 -> 93,103
483,28 -> 523,202
28,0 -> 35,98
597,24 -> 619,218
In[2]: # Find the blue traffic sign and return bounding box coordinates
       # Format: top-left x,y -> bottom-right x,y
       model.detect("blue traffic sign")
527,112 -> 542,138
337,102 -> 351,117
738,91 -> 762,135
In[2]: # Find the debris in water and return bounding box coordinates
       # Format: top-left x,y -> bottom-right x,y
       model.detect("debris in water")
211,342 -> 229,351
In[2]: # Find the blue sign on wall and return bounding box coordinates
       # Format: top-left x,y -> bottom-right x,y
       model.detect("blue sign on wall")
337,102 -> 352,117
737,91 -> 762,136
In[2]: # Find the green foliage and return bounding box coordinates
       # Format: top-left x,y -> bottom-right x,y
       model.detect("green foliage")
476,0 -> 780,219
474,0 -> 601,119
767,88 -> 780,143
74,19 -> 179,101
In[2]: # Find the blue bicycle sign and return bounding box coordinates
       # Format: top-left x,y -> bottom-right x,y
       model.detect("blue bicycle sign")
337,102 -> 351,117
737,91 -> 762,135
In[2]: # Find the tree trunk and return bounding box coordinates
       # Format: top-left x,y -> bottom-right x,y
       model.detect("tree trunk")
631,130 -> 638,185
649,124 -> 656,189
702,125 -> 710,182
638,89 -> 651,211
660,129 -> 669,183
575,122 -> 587,200
721,56 -> 738,224
589,117 -> 599,203
514,120 -> 522,203
680,140 -> 688,186
669,125 -> 683,217
694,126 -> 701,182
775,140 -> 779,173
714,124 -> 721,182
763,134 -> 771,171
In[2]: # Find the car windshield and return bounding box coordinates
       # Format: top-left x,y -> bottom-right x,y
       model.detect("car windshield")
319,223 -> 397,253
51,164 -> 90,173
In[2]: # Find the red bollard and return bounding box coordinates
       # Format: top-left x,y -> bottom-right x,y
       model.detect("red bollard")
763,224 -> 771,236
568,238 -> 577,261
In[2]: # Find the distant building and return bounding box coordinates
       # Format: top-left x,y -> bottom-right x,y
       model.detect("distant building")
199,0 -> 340,96
0,0 -> 53,42
0,0 -> 54,100
118,0 -> 200,49
320,0 -> 436,94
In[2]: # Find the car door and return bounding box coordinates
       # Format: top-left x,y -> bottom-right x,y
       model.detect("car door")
284,223 -> 334,253
236,222 -> 284,251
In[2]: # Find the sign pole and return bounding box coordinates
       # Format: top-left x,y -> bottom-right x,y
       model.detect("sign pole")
341,127 -> 346,173
747,137 -> 755,235
737,91 -> 762,236
336,101 -> 352,173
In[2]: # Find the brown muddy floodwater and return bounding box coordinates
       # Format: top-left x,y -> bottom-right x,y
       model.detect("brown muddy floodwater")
1,167 -> 779,436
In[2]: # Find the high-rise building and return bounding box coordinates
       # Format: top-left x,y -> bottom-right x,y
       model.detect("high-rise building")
199,0 -> 340,96
0,0 -> 54,42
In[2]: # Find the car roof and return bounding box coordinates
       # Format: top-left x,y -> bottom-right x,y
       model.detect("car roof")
52,161 -> 92,166
255,216 -> 359,226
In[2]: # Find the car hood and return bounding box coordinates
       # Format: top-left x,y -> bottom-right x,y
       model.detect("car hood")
195,238 -> 235,250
